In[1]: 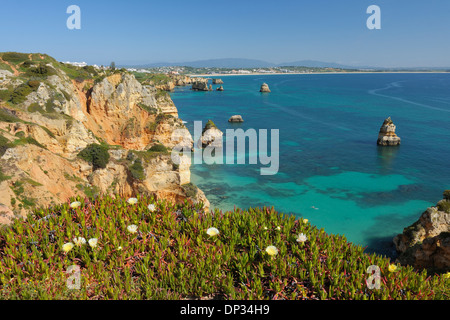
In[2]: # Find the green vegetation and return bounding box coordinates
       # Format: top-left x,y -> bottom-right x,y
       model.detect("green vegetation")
0,108 -> 21,123
203,119 -> 218,133
0,134 -> 11,157
0,195 -> 448,300
9,81 -> 40,104
437,199 -> 450,214
148,143 -> 168,153
181,182 -> 198,199
129,158 -> 145,180
77,144 -> 110,171
0,167 -> 11,182
1,52 -> 29,64
443,190 -> 450,201
137,103 -> 158,115
11,136 -> 45,149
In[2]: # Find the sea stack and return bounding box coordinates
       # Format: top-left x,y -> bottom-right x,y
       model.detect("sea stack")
212,78 -> 224,84
377,117 -> 401,146
198,120 -> 223,148
216,86 -> 224,91
228,115 -> 244,123
260,83 -> 271,93
191,79 -> 210,91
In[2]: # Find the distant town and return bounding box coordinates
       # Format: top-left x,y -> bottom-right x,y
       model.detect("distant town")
62,61 -> 450,76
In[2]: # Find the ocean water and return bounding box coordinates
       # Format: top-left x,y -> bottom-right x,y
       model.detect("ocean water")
170,73 -> 450,257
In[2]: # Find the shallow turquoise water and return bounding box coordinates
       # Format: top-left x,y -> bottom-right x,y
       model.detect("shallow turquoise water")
170,73 -> 450,257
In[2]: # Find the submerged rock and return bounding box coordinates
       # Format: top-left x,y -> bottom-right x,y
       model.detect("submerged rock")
260,83 -> 271,93
228,115 -> 244,123
377,117 -> 401,146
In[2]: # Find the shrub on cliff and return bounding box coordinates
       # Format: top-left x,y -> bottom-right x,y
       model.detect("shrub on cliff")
0,195 -> 448,300
9,81 -> 40,104
148,143 -> 168,153
129,158 -> 145,180
77,144 -> 110,170
444,190 -> 450,201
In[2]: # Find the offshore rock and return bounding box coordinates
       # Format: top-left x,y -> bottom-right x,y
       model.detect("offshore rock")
260,83 -> 271,93
191,79 -> 210,91
377,117 -> 401,146
228,115 -> 244,123
198,120 -> 223,148
212,78 -> 224,84
216,86 -> 224,91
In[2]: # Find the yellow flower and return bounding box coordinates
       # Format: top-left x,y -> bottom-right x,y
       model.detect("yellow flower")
265,245 -> 278,256
303,219 -> 309,224
388,264 -> 398,272
206,227 -> 219,237
73,237 -> 86,246
88,238 -> 98,248
70,201 -> 82,209
127,224 -> 138,234
443,272 -> 450,279
127,197 -> 138,205
62,242 -> 74,253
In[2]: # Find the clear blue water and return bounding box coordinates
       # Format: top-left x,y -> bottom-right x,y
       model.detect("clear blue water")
170,73 -> 450,257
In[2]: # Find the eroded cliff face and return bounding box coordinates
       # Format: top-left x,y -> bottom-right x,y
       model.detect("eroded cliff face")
0,55 -> 208,223
393,192 -> 450,272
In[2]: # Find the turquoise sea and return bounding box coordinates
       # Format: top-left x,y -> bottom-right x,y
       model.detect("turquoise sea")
170,73 -> 450,257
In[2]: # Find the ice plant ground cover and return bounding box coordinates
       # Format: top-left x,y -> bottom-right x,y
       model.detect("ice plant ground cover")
0,195 -> 448,300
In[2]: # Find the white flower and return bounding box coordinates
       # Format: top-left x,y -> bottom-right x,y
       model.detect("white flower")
265,245 -> 278,256
62,242 -> 74,253
117,246 -> 123,251
296,233 -> 308,243
147,204 -> 156,212
73,237 -> 86,246
263,226 -> 268,230
276,226 -> 281,231
70,201 -> 82,209
127,224 -> 138,234
127,197 -> 138,205
206,227 -> 220,237
88,238 -> 98,248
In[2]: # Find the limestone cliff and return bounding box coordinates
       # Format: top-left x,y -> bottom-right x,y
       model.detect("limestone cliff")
393,191 -> 450,272
0,52 -> 208,224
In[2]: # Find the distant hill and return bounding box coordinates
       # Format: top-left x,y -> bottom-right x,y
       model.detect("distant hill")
130,58 -> 276,69
277,60 -> 365,69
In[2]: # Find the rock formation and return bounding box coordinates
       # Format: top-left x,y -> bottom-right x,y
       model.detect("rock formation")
191,78 -> 211,91
198,120 -> 223,148
393,190 -> 450,272
260,83 -> 271,93
216,86 -> 224,91
212,78 -> 224,84
228,115 -> 244,123
0,53 -> 209,224
377,117 -> 401,146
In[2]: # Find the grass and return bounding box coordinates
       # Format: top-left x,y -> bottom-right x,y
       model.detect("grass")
0,194 -> 448,300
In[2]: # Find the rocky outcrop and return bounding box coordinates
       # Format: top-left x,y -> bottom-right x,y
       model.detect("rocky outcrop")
198,120 -> 223,148
191,79 -> 211,91
228,115 -> 244,123
393,191 -> 450,272
377,117 -> 401,146
0,54 -> 210,224
216,86 -> 224,92
260,83 -> 271,93
212,79 -> 224,84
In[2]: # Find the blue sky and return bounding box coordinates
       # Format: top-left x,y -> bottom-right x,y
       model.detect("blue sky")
1,0 -> 450,67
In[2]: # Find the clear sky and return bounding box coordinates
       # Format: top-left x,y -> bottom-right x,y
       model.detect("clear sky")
1,0 -> 450,67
